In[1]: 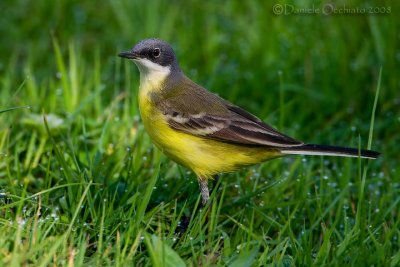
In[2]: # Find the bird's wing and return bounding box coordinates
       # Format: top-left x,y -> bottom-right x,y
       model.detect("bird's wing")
157,79 -> 303,148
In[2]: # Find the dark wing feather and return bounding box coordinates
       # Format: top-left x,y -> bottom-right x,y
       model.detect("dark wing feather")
158,77 -> 303,147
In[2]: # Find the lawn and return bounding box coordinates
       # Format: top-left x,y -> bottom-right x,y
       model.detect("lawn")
0,0 -> 399,266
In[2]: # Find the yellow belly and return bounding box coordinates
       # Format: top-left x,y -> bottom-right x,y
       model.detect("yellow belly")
138,92 -> 281,178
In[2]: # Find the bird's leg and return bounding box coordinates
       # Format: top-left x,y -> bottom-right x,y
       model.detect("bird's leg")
197,176 -> 209,205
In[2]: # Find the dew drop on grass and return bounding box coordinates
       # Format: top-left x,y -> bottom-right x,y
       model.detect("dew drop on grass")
51,211 -> 58,220
328,182 -> 337,188
323,175 -> 329,180
17,218 -> 26,227
56,88 -> 62,96
140,236 -> 144,241
312,252 -> 317,258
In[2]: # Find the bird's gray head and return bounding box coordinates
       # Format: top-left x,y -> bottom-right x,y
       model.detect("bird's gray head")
118,39 -> 180,77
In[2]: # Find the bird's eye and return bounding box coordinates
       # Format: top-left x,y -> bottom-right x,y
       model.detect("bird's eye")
152,48 -> 160,58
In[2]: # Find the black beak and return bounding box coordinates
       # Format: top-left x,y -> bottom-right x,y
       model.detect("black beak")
118,50 -> 138,59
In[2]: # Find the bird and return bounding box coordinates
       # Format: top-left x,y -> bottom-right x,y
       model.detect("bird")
118,38 -> 380,205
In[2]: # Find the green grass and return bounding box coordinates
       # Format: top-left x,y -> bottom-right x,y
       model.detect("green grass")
0,0 -> 399,266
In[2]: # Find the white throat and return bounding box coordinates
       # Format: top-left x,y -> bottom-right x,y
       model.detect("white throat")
133,58 -> 171,94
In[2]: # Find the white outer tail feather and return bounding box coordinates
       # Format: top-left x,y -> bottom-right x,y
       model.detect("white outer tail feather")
280,144 -> 380,160
281,149 -> 375,159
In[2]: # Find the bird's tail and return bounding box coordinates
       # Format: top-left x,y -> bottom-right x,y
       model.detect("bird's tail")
280,144 -> 380,159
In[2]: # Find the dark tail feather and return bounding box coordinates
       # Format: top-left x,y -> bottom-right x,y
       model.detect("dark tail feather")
280,144 -> 380,159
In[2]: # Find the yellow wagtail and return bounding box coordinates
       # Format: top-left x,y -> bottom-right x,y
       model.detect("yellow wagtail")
119,38 -> 380,204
